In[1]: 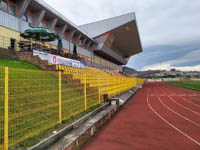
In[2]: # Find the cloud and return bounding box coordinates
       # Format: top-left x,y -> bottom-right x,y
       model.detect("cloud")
127,45 -> 200,70
141,48 -> 200,71
168,49 -> 200,66
142,63 -> 200,72
43,0 -> 200,70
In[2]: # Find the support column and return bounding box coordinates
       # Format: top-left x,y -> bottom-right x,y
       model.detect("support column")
90,43 -> 97,51
75,34 -> 82,43
48,18 -> 58,30
86,41 -> 92,50
35,10 -> 46,26
17,0 -> 31,18
81,38 -> 87,47
65,30 -> 76,41
58,25 -> 68,37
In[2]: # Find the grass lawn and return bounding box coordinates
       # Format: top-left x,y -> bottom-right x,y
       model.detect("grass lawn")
0,59 -> 42,70
166,80 -> 200,91
0,59 -> 99,149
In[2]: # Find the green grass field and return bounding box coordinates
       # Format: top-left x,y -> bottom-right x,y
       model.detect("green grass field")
0,59 -> 99,149
166,80 -> 200,91
0,59 -> 41,70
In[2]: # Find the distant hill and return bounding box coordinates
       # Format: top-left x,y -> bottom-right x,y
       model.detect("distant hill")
137,70 -> 172,78
122,66 -> 138,76
137,70 -> 162,78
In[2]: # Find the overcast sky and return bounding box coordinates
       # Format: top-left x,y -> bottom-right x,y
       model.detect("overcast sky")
44,0 -> 200,71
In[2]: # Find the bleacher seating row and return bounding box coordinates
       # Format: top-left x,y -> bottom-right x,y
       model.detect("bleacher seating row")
55,64 -> 144,98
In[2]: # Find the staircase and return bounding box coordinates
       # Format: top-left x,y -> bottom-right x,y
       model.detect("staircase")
17,51 -> 56,71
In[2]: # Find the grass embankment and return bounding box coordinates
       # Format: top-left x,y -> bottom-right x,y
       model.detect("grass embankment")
0,59 -> 99,149
166,81 -> 200,91
0,59 -> 42,70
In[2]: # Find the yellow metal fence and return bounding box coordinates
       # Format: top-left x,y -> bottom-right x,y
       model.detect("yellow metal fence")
0,66 -> 144,149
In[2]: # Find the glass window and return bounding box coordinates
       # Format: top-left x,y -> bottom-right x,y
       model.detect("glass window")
0,0 -> 7,12
8,4 -> 16,16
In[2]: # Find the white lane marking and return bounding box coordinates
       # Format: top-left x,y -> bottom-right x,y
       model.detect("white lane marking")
147,88 -> 200,146
181,97 -> 200,108
164,85 -> 200,99
163,86 -> 200,107
169,94 -> 176,96
167,96 -> 200,116
159,86 -> 200,116
154,88 -> 200,127
190,96 -> 200,101
190,94 -> 200,97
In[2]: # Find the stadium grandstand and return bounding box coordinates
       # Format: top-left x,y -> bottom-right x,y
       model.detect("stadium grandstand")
0,0 -> 142,71
0,0 -> 143,149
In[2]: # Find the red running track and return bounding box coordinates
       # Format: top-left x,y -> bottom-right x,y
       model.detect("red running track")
82,82 -> 200,150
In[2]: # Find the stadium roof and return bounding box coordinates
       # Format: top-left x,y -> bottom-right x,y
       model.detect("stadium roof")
20,0 -> 142,65
33,0 -> 98,44
80,12 -> 143,59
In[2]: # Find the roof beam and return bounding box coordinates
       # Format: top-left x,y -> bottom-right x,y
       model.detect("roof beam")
90,43 -> 97,50
65,30 -> 76,41
35,10 -> 46,26
48,18 -> 58,30
17,0 -> 31,18
58,25 -> 68,37
86,41 -> 92,50
75,34 -> 82,43
81,38 -> 87,47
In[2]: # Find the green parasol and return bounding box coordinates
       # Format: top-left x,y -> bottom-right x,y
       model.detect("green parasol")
73,43 -> 77,56
20,27 -> 59,42
57,38 -> 63,53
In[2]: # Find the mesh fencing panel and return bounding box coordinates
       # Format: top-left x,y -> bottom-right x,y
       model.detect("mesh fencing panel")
0,66 -> 143,149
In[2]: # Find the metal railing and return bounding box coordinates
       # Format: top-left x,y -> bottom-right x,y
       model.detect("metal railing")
0,66 -> 144,149
0,35 -> 123,71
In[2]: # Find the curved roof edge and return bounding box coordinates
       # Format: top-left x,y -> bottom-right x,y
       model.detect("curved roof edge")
79,12 -> 136,38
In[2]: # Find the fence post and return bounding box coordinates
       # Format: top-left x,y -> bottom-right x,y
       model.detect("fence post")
107,76 -> 109,98
4,67 -> 8,150
84,74 -> 87,111
98,75 -> 100,104
59,71 -> 62,124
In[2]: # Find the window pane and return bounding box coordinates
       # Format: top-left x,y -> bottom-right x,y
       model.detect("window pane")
0,1 -> 7,12
9,4 -> 16,16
